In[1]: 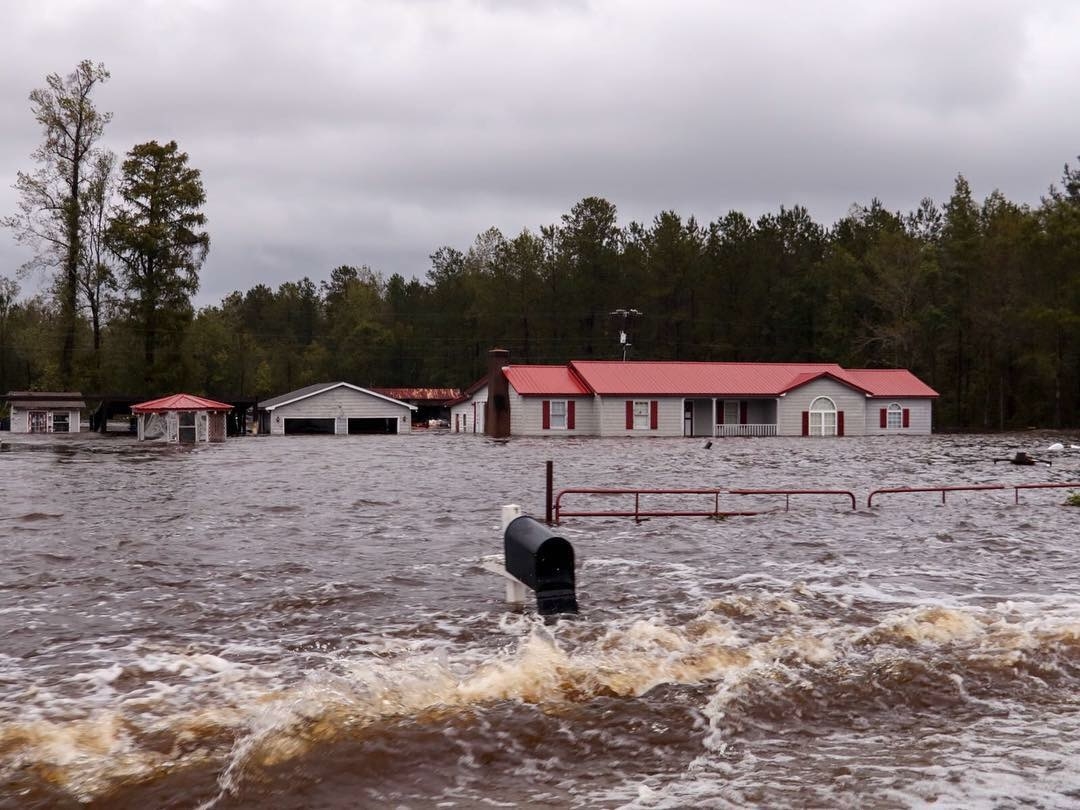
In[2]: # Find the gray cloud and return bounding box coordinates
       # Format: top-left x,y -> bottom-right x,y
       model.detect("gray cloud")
2,0 -> 1078,304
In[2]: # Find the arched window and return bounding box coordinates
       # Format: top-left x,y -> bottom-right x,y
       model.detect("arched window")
809,396 -> 837,437
887,402 -> 903,429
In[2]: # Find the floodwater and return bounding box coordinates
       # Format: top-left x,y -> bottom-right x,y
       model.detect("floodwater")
2,432 -> 1080,809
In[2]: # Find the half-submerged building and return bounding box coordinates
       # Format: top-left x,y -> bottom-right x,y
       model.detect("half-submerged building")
132,394 -> 233,443
5,391 -> 85,433
450,360 -> 938,437
257,382 -> 416,435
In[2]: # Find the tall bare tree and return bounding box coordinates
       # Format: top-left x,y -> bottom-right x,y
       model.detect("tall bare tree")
1,60 -> 111,387
78,151 -> 117,385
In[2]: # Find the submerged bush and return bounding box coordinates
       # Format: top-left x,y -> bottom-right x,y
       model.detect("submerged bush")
1066,492 -> 1080,507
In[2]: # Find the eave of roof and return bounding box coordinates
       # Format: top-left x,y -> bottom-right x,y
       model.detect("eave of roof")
259,382 -> 417,411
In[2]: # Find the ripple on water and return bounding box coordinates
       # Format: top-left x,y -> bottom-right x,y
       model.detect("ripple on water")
2,432 -> 1080,808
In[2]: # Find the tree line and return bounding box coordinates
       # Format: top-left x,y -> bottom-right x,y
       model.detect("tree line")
3,64 -> 1080,430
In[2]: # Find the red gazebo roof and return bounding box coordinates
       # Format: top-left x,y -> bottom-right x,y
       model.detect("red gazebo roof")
131,393 -> 234,413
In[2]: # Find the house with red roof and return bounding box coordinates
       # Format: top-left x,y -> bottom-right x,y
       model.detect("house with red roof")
131,394 -> 234,443
450,360 -> 938,437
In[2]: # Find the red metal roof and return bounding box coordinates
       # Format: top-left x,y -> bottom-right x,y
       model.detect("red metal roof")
843,369 -> 940,398
132,393 -> 234,413
504,365 -> 591,396
569,361 -> 938,398
569,361 -> 843,396
371,387 -> 461,402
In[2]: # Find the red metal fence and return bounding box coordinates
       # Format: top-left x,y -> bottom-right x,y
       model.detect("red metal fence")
866,482 -> 1080,507
551,483 -> 1080,522
553,487 -> 856,523
729,488 -> 857,511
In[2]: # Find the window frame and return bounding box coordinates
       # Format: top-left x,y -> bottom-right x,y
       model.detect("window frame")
549,399 -> 568,430
52,412 -> 70,433
887,402 -> 903,429
632,400 -> 650,430
808,396 -> 837,437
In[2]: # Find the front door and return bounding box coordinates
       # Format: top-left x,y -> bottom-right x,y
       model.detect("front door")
178,412 -> 197,443
723,400 -> 740,426
29,411 -> 47,433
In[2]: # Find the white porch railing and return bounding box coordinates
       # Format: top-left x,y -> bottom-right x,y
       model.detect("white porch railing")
715,423 -> 777,437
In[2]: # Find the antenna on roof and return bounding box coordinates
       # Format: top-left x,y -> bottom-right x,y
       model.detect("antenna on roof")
609,308 -> 642,361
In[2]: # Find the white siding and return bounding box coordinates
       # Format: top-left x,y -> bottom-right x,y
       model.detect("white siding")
450,384 -> 487,434
507,386 -> 597,436
268,386 -> 412,435
9,406 -> 81,433
864,398 -> 933,435
690,398 -> 713,436
776,378 -> 868,436
596,396 -> 684,437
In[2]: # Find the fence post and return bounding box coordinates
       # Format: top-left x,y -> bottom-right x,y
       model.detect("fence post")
545,460 -> 554,525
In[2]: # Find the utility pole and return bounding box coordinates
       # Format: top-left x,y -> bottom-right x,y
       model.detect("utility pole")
609,308 -> 642,361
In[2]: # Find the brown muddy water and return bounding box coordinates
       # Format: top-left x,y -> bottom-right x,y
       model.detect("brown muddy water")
2,432 -> 1080,809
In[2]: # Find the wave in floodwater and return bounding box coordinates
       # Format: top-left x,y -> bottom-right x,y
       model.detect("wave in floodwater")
2,432 -> 1080,808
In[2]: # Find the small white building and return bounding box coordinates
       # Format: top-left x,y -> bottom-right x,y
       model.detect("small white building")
132,393 -> 232,443
448,379 -> 488,434
257,382 -> 415,435
6,391 -> 85,433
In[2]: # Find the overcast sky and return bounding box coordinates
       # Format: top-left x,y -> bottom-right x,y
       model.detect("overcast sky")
2,0 -> 1079,305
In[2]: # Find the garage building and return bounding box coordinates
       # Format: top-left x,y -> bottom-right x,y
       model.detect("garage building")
257,382 -> 415,435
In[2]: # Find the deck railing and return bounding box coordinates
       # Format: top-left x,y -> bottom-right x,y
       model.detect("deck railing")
715,423 -> 778,437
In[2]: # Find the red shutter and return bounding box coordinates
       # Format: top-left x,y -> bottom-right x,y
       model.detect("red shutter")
567,401 -> 576,430
626,400 -> 634,430
542,400 -> 551,430
455,414 -> 459,432
740,401 -> 748,424
650,400 -> 659,429
879,408 -> 887,428
717,401 -> 724,424
472,402 -> 477,433
802,411 -> 809,436
902,408 -> 910,428
837,411 -> 845,436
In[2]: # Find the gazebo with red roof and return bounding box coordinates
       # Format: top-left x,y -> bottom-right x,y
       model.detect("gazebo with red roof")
131,393 -> 233,443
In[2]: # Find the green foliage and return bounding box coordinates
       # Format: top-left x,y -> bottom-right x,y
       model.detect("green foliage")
1065,492 -> 1080,507
1,60 -> 111,386
108,140 -> 208,390
5,139 -> 1080,429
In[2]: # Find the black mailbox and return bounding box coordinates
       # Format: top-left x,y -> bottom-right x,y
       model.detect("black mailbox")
503,515 -> 578,615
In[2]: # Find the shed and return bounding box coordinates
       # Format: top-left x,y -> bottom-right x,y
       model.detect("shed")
131,393 -> 233,443
257,382 -> 416,435
5,391 -> 86,433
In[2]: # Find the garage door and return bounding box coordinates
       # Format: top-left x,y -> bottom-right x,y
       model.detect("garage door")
283,417 -> 336,435
348,417 -> 398,434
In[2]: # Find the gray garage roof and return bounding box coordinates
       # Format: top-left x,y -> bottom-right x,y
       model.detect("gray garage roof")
258,382 -> 416,411
6,391 -> 87,410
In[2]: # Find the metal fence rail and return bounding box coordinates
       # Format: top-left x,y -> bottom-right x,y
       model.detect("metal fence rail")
866,483 -> 1006,507
553,488 -> 762,524
729,488 -> 857,511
